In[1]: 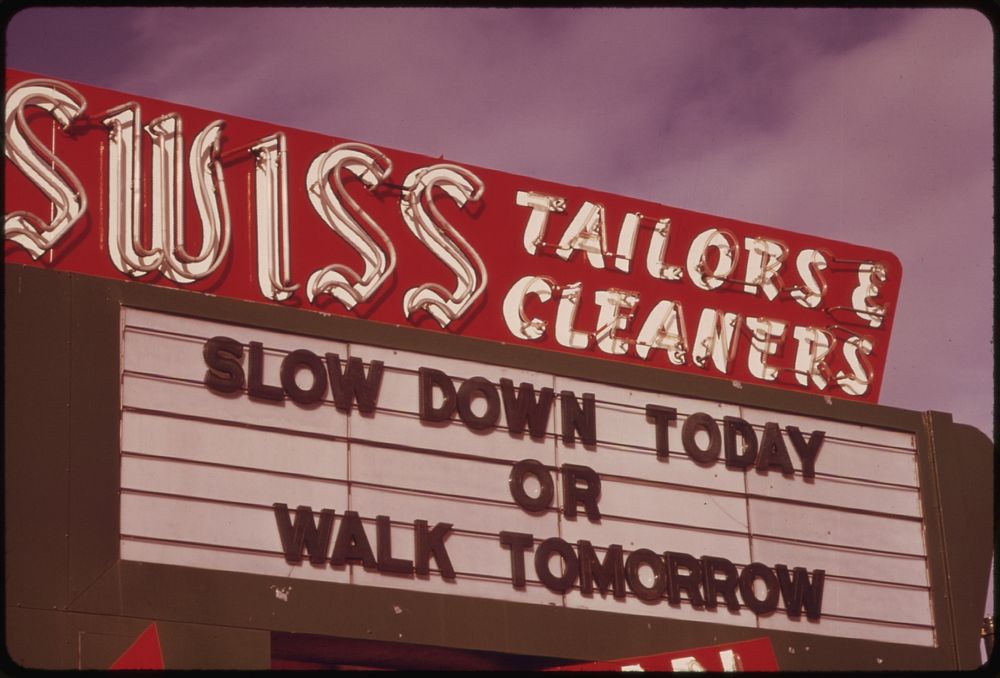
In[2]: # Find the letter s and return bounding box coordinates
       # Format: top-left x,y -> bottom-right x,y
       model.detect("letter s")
4,79 -> 88,258
203,336 -> 245,393
401,164 -> 485,328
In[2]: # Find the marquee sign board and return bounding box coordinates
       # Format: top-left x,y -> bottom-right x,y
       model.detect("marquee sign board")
5,265 -> 992,670
5,69 -> 901,403
120,307 -> 933,648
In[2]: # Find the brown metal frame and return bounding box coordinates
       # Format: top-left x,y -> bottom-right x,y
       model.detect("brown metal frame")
5,264 -> 993,670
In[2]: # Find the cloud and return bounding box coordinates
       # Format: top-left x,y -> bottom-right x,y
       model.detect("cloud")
5,7 -> 993,434
630,9 -> 994,430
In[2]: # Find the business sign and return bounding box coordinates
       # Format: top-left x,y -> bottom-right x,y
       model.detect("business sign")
120,308 -> 932,648
546,636 -> 779,671
6,69 -> 901,403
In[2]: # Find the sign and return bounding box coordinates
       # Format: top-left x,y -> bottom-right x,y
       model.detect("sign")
110,624 -> 164,670
119,308 -> 933,648
5,69 -> 901,403
546,637 -> 779,671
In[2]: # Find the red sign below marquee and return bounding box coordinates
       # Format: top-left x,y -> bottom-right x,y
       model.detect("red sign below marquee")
4,69 -> 901,402
110,623 -> 164,670
546,637 -> 779,672
546,638 -> 778,672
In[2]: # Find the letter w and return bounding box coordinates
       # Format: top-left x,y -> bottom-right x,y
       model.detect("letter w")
273,503 -> 335,565
325,355 -> 385,414
776,564 -> 825,620
500,378 -> 554,439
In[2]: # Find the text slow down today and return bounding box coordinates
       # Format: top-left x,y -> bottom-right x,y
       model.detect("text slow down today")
203,336 -> 827,620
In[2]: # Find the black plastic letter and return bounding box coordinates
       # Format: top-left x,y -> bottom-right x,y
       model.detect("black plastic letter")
724,416 -> 758,470
280,349 -> 328,405
666,551 -> 706,608
785,426 -> 825,479
325,354 -> 384,414
500,531 -> 534,588
577,541 -> 626,598
645,404 -> 677,460
273,503 -> 335,565
701,555 -> 742,612
456,376 -> 501,431
775,564 -> 825,620
756,422 -> 795,476
330,510 -> 377,569
738,562 -> 780,615
560,390 -> 597,446
625,549 -> 667,601
534,537 -> 578,593
418,367 -> 456,423
248,341 -> 284,401
500,378 -> 554,440
203,336 -> 245,394
376,515 -> 414,575
415,519 -> 455,580
681,412 -> 721,466
561,463 -> 602,522
509,459 -> 555,513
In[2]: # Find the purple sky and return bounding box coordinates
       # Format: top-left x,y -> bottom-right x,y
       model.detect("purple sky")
5,7 -> 994,439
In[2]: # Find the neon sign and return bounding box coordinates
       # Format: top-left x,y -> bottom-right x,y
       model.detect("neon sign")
5,70 -> 902,401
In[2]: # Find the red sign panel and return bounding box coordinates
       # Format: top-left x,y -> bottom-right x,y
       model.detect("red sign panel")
545,637 -> 779,672
4,69 -> 900,401
110,623 -> 164,670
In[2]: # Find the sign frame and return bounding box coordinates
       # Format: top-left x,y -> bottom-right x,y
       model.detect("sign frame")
4,263 -> 992,670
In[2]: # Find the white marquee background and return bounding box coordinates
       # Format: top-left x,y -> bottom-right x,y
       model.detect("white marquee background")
119,308 -> 932,647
